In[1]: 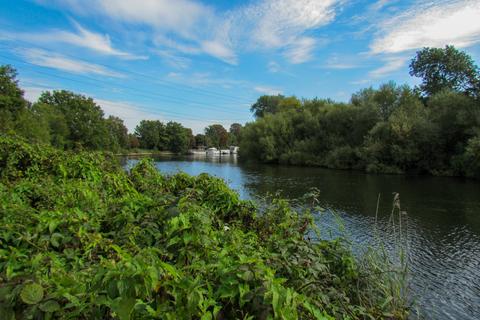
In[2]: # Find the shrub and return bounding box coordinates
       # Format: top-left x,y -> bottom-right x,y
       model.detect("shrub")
0,135 -> 408,319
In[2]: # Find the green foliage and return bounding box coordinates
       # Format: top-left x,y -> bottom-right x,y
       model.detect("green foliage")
241,50 -> 480,178
409,45 -> 480,98
194,134 -> 206,148
20,284 -> 44,305
165,121 -> 191,154
105,116 -> 129,152
0,136 -> 407,319
0,65 -> 28,118
205,124 -> 229,148
250,95 -> 302,118
0,65 -> 28,134
134,120 -> 191,153
38,90 -> 111,150
134,120 -> 167,150
228,123 -> 243,146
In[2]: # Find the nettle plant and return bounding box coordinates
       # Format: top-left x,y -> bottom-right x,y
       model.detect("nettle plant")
0,135 -> 408,319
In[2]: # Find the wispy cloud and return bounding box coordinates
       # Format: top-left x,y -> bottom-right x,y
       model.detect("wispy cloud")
369,56 -> 409,78
56,21 -> 148,59
37,0 -> 342,65
371,0 -> 480,54
268,61 -> 280,73
166,71 -> 248,89
155,50 -> 191,69
322,54 -> 360,69
283,37 -> 317,64
200,40 -> 237,65
2,21 -> 146,60
225,0 -> 340,64
254,86 -> 283,95
21,48 -> 125,77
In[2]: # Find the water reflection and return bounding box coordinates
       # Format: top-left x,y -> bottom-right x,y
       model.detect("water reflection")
123,155 -> 480,320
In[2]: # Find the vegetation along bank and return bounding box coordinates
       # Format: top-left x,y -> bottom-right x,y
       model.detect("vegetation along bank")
0,136 -> 408,319
240,46 -> 480,178
1,46 -> 480,178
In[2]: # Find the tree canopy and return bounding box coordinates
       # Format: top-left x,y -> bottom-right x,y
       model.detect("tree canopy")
205,124 -> 229,148
409,45 -> 480,98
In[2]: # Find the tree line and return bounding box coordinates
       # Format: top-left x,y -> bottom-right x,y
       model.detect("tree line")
2,45 -> 479,178
0,65 -> 242,153
240,46 -> 480,178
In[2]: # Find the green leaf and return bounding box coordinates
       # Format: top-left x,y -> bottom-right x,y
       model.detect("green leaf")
50,233 -> 63,248
20,283 -> 44,305
39,300 -> 61,312
109,297 -> 137,320
0,306 -> 15,320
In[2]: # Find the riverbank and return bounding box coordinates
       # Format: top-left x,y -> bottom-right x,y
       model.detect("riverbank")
0,136 -> 408,319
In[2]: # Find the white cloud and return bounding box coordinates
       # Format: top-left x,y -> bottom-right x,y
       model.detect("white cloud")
37,0 -> 341,65
238,0 -> 337,48
369,0 -> 398,12
21,49 -> 125,78
155,50 -> 191,69
283,37 -> 317,64
322,54 -> 360,69
371,0 -> 480,54
225,0 -> 339,63
200,40 -> 237,65
37,0 -> 212,37
254,86 -> 283,95
268,61 -> 280,73
56,21 -> 148,60
1,22 -> 146,60
369,56 -> 408,78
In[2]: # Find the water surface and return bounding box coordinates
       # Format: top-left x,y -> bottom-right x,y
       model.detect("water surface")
125,154 -> 480,320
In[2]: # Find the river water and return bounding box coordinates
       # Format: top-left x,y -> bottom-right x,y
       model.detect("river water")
124,154 -> 480,320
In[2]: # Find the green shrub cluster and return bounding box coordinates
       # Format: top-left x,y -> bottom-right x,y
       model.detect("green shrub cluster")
240,87 -> 480,178
0,136 -> 407,319
241,46 -> 480,178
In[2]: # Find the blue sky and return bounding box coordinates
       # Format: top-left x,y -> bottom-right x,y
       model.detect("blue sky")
1,0 -> 479,133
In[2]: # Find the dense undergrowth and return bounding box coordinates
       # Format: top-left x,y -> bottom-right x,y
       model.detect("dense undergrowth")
0,136 -> 408,319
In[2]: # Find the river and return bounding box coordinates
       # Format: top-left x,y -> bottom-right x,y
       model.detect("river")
124,154 -> 480,320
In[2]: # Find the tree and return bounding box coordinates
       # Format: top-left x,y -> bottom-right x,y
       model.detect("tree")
205,124 -> 228,148
0,65 -> 28,131
38,90 -> 109,150
250,95 -> 285,118
165,121 -> 190,154
134,120 -> 166,150
14,108 -> 51,144
409,45 -> 480,98
32,102 -> 69,149
105,116 -> 129,151
228,123 -> 242,145
128,133 -> 140,149
194,134 -> 206,148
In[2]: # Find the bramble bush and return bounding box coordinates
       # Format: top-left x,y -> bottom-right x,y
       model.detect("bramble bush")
0,135 -> 408,319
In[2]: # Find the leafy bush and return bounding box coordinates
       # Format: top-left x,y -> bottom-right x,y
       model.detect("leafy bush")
0,135 -> 408,319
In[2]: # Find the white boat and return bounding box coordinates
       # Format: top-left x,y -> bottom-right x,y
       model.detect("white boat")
220,149 -> 231,155
229,146 -> 239,154
206,147 -> 220,156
